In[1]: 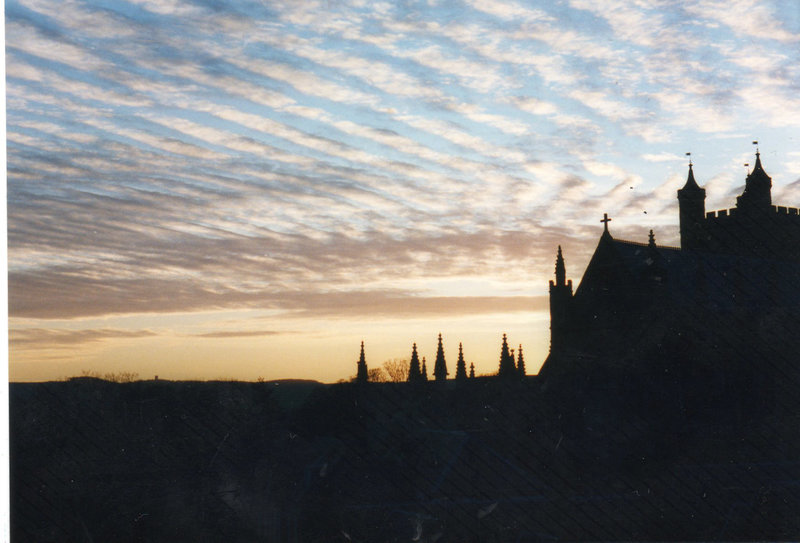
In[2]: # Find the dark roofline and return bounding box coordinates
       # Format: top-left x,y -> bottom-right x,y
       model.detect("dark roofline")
611,238 -> 681,251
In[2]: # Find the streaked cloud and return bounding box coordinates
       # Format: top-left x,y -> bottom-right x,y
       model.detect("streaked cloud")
190,330 -> 295,339
8,0 -> 800,381
11,328 -> 157,347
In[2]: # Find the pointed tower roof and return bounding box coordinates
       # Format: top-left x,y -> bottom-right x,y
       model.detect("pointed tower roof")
746,150 -> 772,188
421,357 -> 428,381
738,149 -> 772,210
517,345 -> 526,377
751,148 -> 767,175
681,162 -> 702,192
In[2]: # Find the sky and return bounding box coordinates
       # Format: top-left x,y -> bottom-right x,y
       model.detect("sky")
7,0 -> 800,382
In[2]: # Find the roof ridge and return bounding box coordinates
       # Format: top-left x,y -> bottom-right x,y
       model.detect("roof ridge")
612,238 -> 681,250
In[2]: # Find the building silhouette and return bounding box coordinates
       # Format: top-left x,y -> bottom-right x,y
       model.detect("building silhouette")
356,341 -> 368,383
408,343 -> 423,383
540,151 -> 800,407
455,342 -> 468,381
353,150 -> 798,390
678,151 -> 800,261
433,333 -> 448,381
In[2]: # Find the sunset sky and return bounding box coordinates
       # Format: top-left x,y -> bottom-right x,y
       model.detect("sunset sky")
8,0 -> 800,382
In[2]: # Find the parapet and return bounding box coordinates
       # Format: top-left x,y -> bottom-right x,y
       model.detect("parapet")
773,205 -> 800,215
706,205 -> 800,219
706,208 -> 736,219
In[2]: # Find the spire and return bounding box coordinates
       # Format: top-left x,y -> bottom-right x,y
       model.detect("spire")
421,357 -> 428,381
455,342 -> 468,380
555,245 -> 566,286
498,333 -> 516,378
648,229 -> 656,249
408,342 -> 422,382
469,362 -> 475,379
433,333 -> 448,381
356,341 -> 368,384
517,345 -> 526,377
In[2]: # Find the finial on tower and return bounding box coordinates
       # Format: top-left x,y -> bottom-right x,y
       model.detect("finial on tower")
686,151 -> 692,166
648,229 -> 656,248
753,140 -> 759,156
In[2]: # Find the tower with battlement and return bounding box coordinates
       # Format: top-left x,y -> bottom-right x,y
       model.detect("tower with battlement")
678,151 -> 800,261
540,150 -> 800,384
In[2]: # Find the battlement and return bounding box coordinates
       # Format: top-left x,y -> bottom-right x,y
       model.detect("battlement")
706,208 -> 733,219
704,206 -> 800,219
775,205 -> 800,215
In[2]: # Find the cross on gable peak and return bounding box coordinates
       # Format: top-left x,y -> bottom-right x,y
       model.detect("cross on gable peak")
601,213 -> 612,232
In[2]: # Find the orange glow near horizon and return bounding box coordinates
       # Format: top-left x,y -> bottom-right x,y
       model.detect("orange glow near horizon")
9,309 -> 551,383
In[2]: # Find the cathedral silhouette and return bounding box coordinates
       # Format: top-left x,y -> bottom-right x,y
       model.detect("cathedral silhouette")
541,149 -> 800,409
15,150 -> 800,542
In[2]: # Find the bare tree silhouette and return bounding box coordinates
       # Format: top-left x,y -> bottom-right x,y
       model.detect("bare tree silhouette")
383,358 -> 409,382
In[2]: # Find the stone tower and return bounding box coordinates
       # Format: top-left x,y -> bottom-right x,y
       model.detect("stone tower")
548,246 -> 573,354
677,162 -> 706,250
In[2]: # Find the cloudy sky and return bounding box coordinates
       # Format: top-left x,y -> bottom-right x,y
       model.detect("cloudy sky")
8,0 -> 800,382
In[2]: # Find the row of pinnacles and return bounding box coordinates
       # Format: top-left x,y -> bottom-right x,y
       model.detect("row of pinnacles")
355,333 -> 527,384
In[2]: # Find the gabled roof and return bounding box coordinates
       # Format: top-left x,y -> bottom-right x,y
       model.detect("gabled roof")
576,233 -> 800,311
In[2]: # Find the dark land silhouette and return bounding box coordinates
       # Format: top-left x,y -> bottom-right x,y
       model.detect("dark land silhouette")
11,151 -> 800,541
11,374 -> 800,541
